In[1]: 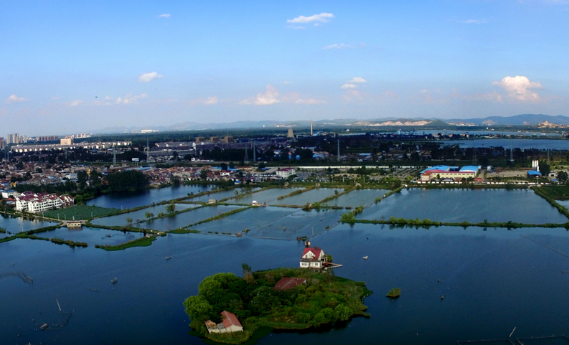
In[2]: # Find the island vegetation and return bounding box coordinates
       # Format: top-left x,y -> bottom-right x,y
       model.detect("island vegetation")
386,288 -> 401,298
183,267 -> 371,344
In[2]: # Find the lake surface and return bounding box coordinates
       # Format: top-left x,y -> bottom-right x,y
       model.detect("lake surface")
441,138 -> 569,150
85,185 -> 215,209
323,189 -> 390,207
3,224 -> 569,344
358,188 -> 568,224
90,204 -> 197,227
0,215 -> 58,235
191,207 -> 343,239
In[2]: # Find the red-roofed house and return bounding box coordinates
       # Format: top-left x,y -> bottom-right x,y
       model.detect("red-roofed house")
300,245 -> 327,269
205,311 -> 243,334
274,277 -> 307,290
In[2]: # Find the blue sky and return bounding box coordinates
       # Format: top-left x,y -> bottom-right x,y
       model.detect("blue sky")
2,0 -> 569,135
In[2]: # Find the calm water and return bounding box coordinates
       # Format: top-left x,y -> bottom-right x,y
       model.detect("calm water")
90,204 -> 197,227
191,206 -> 343,239
358,188 -> 568,224
0,215 -> 57,235
85,185 -> 215,209
270,189 -> 342,206
441,138 -> 569,150
3,224 -> 569,344
323,189 -> 390,207
231,188 -> 298,205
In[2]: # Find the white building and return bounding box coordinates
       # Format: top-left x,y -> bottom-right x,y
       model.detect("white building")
276,167 -> 296,178
15,192 -> 74,213
300,243 -> 328,269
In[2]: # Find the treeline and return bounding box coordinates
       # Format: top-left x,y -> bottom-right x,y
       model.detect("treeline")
105,170 -> 149,192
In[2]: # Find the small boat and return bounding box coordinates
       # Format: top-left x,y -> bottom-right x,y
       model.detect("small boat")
111,278 -> 118,284
40,323 -> 48,330
165,256 -> 172,260
363,256 -> 368,260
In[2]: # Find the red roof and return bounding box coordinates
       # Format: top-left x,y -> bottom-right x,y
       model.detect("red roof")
221,311 -> 242,328
274,277 -> 306,291
302,247 -> 322,260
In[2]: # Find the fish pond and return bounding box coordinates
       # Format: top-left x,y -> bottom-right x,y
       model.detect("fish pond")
141,205 -> 242,231
190,206 -> 344,239
358,188 -> 568,224
0,215 -> 58,236
35,227 -> 139,246
323,189 -> 390,207
269,188 -> 343,206
90,203 -> 197,227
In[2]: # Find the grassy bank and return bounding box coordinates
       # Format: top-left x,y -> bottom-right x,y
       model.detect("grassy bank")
95,235 -> 156,251
184,207 -> 251,228
350,216 -> 569,230
44,205 -> 119,220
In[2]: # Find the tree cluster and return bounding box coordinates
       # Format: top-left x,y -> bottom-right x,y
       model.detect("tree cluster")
105,170 -> 149,192
183,268 -> 369,337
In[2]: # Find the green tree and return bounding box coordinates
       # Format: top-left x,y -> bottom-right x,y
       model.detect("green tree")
77,170 -> 88,190
145,212 -> 154,219
199,169 -> 208,180
558,171 -> 568,183
166,202 -> 176,214
106,170 -> 149,192
539,161 -> 551,176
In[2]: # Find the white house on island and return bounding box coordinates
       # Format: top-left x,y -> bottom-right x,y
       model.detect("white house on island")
300,242 -> 328,269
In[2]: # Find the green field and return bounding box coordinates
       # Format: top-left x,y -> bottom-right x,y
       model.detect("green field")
44,205 -> 120,220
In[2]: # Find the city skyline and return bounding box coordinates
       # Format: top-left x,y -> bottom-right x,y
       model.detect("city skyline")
2,0 -> 569,135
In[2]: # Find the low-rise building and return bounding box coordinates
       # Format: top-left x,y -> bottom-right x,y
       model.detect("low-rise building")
276,167 -> 296,179
205,311 -> 243,334
300,242 -> 328,269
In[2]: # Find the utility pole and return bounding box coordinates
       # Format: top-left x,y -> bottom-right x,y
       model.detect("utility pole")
253,140 -> 256,163
113,145 -> 116,166
337,139 -> 340,163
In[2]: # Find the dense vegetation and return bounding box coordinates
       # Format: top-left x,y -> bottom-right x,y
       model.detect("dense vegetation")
106,170 -> 150,192
183,268 -> 371,344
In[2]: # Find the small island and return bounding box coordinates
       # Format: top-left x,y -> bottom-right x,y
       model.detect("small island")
183,267 -> 372,344
386,288 -> 401,298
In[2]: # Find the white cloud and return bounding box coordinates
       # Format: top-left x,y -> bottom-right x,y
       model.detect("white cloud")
282,92 -> 326,104
191,96 -> 218,105
283,81 -> 293,85
116,93 -> 148,104
240,86 -> 325,105
287,25 -> 305,29
324,43 -> 352,49
460,19 -> 487,24
341,83 -> 357,89
287,13 -> 334,24
158,14 -> 171,18
343,90 -> 363,102
138,72 -> 164,83
5,94 -> 28,103
348,77 -> 366,83
492,76 -> 543,102
69,100 -> 82,106
240,85 -> 281,105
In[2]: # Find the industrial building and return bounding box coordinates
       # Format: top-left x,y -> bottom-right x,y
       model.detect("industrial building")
420,165 -> 480,182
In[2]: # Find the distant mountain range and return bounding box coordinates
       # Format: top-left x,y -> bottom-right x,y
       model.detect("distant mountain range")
446,114 -> 569,126
91,114 -> 569,134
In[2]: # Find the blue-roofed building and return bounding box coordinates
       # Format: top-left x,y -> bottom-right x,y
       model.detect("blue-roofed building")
459,166 -> 481,173
527,170 -> 542,177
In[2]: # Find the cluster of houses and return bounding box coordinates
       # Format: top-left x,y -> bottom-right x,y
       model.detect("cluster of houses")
14,191 -> 74,213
